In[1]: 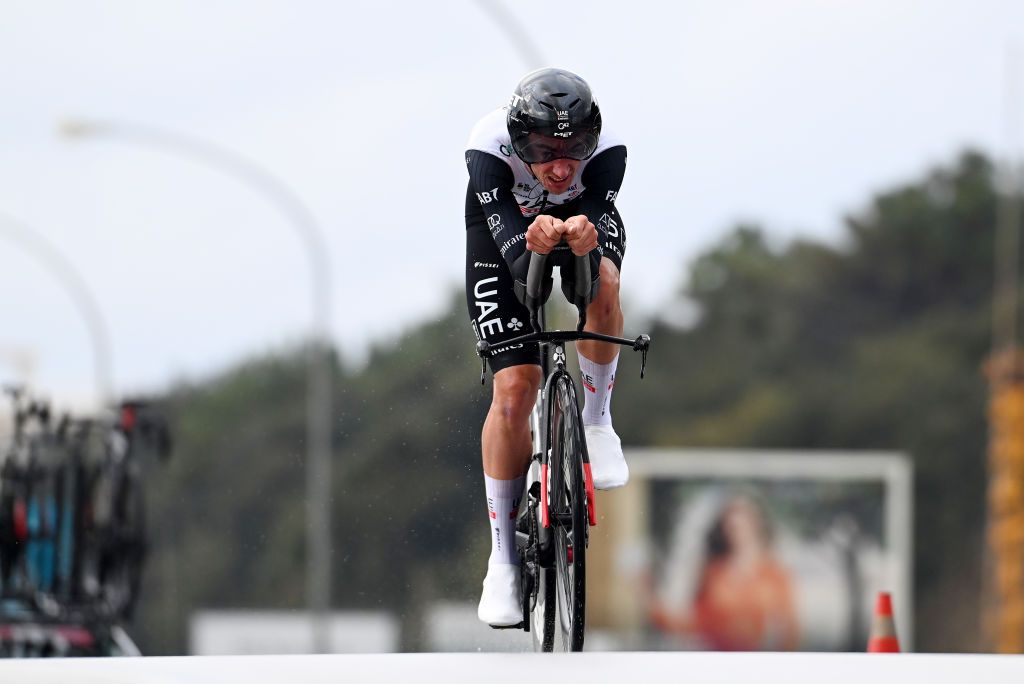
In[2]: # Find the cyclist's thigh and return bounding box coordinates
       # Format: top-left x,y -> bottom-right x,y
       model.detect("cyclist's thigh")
465,207 -> 541,373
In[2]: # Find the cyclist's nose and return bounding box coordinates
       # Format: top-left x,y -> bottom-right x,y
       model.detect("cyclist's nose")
551,160 -> 574,179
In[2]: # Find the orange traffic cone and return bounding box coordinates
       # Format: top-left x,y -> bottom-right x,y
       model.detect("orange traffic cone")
867,591 -> 900,653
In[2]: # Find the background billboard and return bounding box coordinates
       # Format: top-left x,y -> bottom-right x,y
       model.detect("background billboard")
586,449 -> 912,651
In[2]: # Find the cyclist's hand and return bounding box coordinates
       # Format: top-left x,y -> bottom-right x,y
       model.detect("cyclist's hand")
563,215 -> 598,256
526,215 -> 565,254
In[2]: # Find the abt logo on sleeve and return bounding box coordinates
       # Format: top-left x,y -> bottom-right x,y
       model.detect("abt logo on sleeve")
476,187 -> 499,204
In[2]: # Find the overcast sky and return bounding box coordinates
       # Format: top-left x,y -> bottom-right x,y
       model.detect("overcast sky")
1,1 -> 1023,411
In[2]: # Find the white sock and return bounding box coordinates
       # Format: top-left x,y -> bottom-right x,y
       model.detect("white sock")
485,474 -> 524,566
579,352 -> 618,426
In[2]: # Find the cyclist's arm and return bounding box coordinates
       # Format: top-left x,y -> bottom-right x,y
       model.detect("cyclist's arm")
578,145 -> 627,261
465,150 -> 531,273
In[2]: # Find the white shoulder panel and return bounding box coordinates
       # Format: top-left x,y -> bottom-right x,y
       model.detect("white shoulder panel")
465,107 -> 517,164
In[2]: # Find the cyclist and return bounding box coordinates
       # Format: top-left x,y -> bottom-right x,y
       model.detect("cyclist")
465,67 -> 629,626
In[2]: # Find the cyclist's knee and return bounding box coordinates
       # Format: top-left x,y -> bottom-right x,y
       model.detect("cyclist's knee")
491,365 -> 542,423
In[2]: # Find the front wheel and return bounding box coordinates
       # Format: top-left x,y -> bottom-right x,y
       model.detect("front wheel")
547,373 -> 587,652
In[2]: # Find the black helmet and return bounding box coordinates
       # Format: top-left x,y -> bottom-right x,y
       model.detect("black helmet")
507,67 -> 602,164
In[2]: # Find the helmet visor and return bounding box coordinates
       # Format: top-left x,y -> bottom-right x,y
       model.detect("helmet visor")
513,132 -> 600,164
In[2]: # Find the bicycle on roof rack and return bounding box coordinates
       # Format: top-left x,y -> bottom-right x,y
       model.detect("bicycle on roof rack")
476,247 -> 650,652
0,387 -> 170,636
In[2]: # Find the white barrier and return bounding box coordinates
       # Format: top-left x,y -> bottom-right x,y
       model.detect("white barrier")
1,652 -> 1023,683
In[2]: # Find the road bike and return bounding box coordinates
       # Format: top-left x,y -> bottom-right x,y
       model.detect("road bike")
85,400 -> 170,620
476,249 -> 649,652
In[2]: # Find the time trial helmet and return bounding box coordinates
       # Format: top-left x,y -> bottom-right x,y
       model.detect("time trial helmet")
507,67 -> 602,165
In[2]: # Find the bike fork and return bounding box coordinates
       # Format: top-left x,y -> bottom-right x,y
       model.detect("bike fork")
529,389 -> 551,530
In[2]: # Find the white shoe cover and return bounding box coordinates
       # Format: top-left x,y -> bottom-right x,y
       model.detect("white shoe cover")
477,564 -> 521,627
585,424 -> 629,490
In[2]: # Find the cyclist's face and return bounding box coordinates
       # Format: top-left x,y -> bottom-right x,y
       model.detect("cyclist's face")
530,158 -> 580,195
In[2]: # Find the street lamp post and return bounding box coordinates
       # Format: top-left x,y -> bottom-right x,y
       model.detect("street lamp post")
473,0 -> 546,70
60,120 -> 334,653
0,212 -> 114,409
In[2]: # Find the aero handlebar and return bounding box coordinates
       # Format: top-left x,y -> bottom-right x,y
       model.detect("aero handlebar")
525,249 -> 592,333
